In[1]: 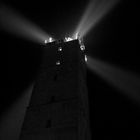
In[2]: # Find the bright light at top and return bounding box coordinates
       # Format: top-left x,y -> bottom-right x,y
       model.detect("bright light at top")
65,37 -> 73,42
75,32 -> 81,39
56,60 -> 60,65
80,44 -> 85,51
44,37 -> 55,44
75,32 -> 78,39
44,39 -> 48,44
58,47 -> 62,51
49,37 -> 53,42
85,55 -> 87,62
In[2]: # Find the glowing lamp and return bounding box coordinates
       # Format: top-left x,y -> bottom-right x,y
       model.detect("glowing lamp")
80,44 -> 85,51
49,37 -> 54,42
85,55 -> 87,62
75,32 -> 80,39
56,61 -> 60,65
65,37 -> 73,42
44,39 -> 48,44
58,47 -> 62,51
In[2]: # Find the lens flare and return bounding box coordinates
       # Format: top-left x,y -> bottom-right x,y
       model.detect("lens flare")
73,0 -> 119,38
0,5 -> 51,44
86,55 -> 140,103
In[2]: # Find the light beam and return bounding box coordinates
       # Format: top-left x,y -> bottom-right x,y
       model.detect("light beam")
72,0 -> 119,38
86,55 -> 140,103
0,84 -> 34,140
0,5 -> 51,44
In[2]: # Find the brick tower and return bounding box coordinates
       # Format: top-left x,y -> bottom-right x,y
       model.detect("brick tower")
19,39 -> 91,140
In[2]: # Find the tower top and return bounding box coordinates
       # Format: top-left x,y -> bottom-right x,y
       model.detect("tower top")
43,37 -> 85,52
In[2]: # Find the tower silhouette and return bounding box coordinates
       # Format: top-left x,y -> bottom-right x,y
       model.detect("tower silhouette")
19,39 -> 91,140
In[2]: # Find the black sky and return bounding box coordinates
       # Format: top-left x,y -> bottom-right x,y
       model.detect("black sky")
0,0 -> 140,139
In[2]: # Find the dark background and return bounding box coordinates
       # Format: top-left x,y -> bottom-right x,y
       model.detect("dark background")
0,0 -> 140,139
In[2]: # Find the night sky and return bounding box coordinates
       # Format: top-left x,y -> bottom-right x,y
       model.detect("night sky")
0,0 -> 140,139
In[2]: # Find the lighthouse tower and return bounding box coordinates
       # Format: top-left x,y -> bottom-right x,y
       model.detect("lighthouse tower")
19,39 -> 91,140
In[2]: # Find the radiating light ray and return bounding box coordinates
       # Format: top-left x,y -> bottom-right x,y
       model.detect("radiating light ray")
0,5 -> 51,44
0,84 -> 34,140
86,55 -> 140,103
72,0 -> 119,38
